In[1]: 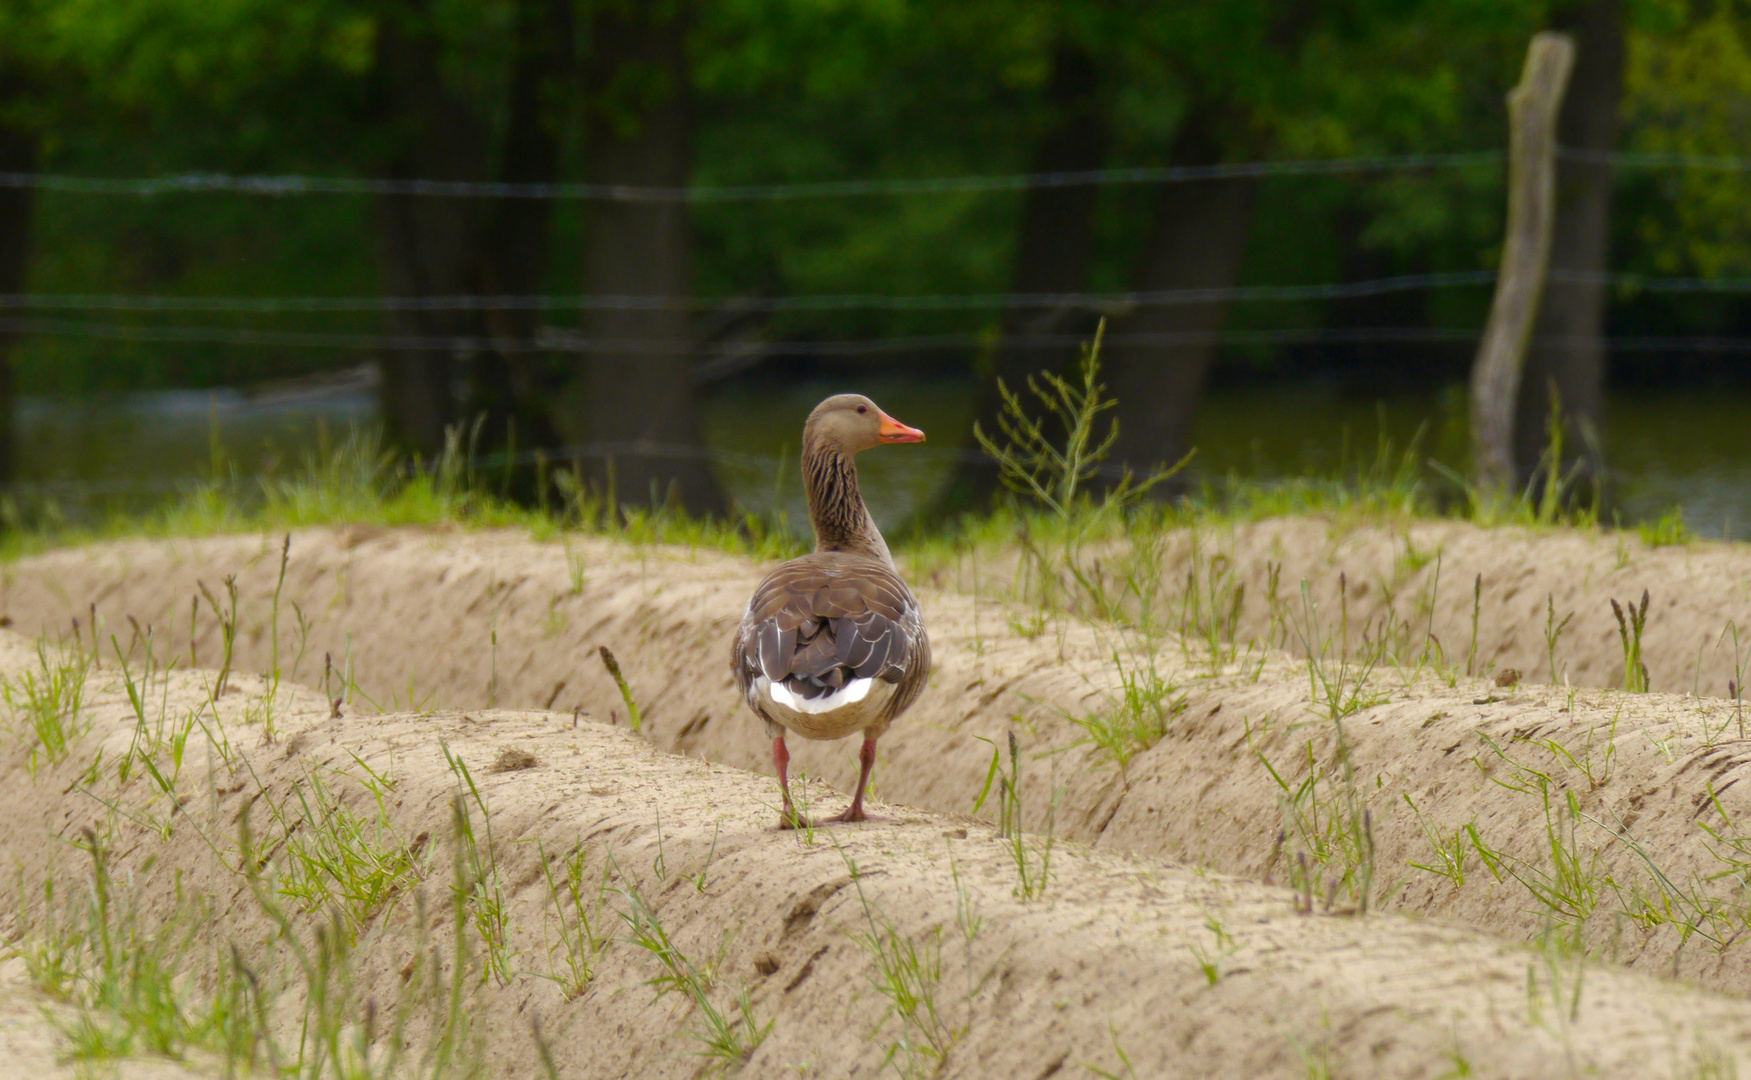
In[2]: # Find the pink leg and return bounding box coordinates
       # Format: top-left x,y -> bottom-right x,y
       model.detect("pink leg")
772,735 -> 813,830
828,735 -> 886,824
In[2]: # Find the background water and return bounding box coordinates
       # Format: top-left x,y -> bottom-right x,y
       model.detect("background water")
11,370 -> 1746,539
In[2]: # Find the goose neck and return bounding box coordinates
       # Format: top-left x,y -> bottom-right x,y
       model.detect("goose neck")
802,442 -> 891,564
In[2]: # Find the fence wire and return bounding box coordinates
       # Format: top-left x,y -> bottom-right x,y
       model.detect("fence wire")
0,147 -> 1737,202
4,269 -> 1750,317
0,151 -> 1503,201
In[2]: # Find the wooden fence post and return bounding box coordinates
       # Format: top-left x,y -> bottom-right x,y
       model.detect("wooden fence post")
1470,32 -> 1575,499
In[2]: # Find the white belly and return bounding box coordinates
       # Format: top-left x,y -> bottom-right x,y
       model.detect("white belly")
756,676 -> 895,741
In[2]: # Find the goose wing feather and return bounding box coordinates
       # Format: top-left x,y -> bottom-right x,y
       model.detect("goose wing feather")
733,551 -> 929,722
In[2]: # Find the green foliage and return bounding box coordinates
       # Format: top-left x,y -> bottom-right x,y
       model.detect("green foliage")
1627,9 -> 1751,278
0,0 -> 1587,400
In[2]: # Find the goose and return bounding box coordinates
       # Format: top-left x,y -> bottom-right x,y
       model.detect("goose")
732,394 -> 932,828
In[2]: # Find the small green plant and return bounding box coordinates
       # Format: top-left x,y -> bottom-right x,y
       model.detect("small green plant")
1293,1037 -> 1337,1080
1187,914 -> 1239,985
536,840 -> 611,999
1084,1025 -> 1141,1080
267,533 -> 291,685
842,851 -> 961,1079
1611,590 -> 1651,693
566,541 -> 588,595
1060,647 -> 1182,787
986,732 -> 1053,900
615,876 -> 772,1072
1535,712 -> 1618,790
1175,532 -> 1248,674
1289,579 -> 1388,724
15,831 -> 260,1067
1260,739 -> 1377,915
688,824 -> 721,895
1466,573 -> 1482,678
1722,621 -> 1747,740
1639,506 -> 1691,547
1403,795 -> 1469,887
973,320 -> 1188,520
3,642 -> 92,775
269,766 -> 428,935
598,646 -> 644,732
1674,1040 -> 1738,1080
1466,741 -> 1608,952
110,630 -> 192,801
1543,594 -> 1573,685
444,746 -> 513,987
197,575 -> 239,698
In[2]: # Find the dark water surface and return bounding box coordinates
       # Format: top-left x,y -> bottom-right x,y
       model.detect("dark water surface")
10,374 -> 1749,539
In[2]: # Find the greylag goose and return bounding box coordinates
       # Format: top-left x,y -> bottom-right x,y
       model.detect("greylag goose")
733,394 -> 932,828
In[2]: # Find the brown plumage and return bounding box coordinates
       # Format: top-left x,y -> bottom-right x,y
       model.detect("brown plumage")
732,394 -> 931,828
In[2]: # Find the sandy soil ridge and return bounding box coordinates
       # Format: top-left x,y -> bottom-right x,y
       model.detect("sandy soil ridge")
16,528 -> 1751,999
1143,517 -> 1751,699
0,633 -> 1748,1077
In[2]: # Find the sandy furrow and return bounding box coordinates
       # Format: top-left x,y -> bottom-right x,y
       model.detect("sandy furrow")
1142,516 -> 1751,698
1,636 -> 1749,1078
11,527 -> 1751,996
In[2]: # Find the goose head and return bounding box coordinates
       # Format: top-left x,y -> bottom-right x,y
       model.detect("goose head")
803,394 -> 925,456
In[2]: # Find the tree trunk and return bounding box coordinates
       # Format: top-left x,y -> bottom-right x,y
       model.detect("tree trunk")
367,5 -> 491,460
1100,108 -> 1258,488
0,94 -> 35,487
941,40 -> 1109,510
1470,33 -> 1574,497
1515,0 -> 1622,487
575,2 -> 724,517
472,0 -> 574,456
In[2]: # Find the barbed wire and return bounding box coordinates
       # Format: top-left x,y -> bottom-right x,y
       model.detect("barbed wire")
0,148 -> 1740,203
0,151 -> 1503,201
0,271 -> 1501,314
6,317 -> 1473,355
1563,149 -> 1751,172
4,311 -> 1745,371
5,269 -> 1749,317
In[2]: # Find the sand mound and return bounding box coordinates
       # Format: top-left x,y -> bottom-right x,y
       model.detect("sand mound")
13,526 -> 1751,998
1,633 -> 1749,1077
1149,516 -> 1751,699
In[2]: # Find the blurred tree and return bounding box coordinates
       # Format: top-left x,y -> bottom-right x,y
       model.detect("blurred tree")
1622,1 -> 1751,277
364,0 -> 494,459
0,1 -> 59,487
1102,102 -> 1259,487
0,86 -> 36,489
473,0 -> 574,458
14,0 -> 1751,514
948,20 -> 1110,507
1100,0 -> 1554,487
35,0 -> 572,462
366,0 -> 577,462
572,0 -> 725,516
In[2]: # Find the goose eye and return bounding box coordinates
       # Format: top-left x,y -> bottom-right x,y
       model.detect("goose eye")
856,405 -> 867,414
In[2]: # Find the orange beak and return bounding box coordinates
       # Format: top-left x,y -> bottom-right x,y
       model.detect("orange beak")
877,411 -> 926,444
